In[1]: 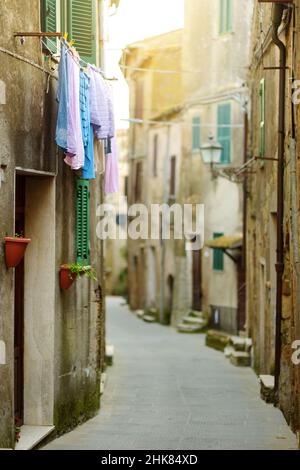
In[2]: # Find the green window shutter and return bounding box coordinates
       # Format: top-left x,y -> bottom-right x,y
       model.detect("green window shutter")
259,78 -> 265,158
213,233 -> 224,271
192,116 -> 201,150
68,0 -> 97,64
60,0 -> 67,34
219,0 -> 232,34
76,179 -> 90,266
226,0 -> 233,32
217,103 -> 231,164
41,0 -> 58,52
219,0 -> 225,33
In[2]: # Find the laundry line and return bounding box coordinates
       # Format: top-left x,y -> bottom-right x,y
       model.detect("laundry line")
121,117 -> 244,128
44,36 -> 118,81
0,45 -> 57,80
119,64 -> 249,75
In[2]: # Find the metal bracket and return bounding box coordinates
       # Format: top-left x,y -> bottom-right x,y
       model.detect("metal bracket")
14,32 -> 63,38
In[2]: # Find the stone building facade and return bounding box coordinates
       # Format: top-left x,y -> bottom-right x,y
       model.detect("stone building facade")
246,0 -> 300,440
173,0 -> 253,331
123,1 -> 253,331
0,0 -> 107,449
122,30 -> 183,322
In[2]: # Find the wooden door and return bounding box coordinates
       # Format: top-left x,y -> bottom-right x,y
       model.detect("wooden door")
192,248 -> 202,311
14,175 -> 25,425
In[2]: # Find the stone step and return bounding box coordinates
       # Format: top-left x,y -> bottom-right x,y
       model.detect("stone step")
177,323 -> 205,334
105,345 -> 114,367
230,351 -> 251,367
229,336 -> 252,352
188,310 -> 205,319
182,316 -> 206,326
259,375 -> 275,404
143,315 -> 157,323
205,330 -> 231,352
224,345 -> 235,358
135,309 -> 145,319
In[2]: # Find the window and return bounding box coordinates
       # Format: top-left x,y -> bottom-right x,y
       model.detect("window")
76,179 -> 90,266
259,78 -> 265,158
213,232 -> 224,271
192,116 -> 201,151
170,156 -> 176,197
217,103 -> 231,164
135,161 -> 143,201
219,0 -> 233,34
153,134 -> 158,177
67,0 -> 97,64
41,0 -> 58,52
41,0 -> 97,63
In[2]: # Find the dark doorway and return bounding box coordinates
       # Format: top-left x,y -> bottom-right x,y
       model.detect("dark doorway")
166,274 -> 174,324
14,175 -> 25,425
192,248 -> 202,311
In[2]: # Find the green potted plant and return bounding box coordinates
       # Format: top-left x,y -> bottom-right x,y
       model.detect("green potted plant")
4,233 -> 31,268
59,263 -> 97,290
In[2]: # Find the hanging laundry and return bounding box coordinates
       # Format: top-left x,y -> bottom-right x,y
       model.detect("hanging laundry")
55,43 -> 68,150
94,136 -> 105,175
106,81 -> 115,139
89,65 -> 110,140
79,71 -> 95,180
64,51 -> 85,170
105,137 -> 119,194
104,82 -> 118,194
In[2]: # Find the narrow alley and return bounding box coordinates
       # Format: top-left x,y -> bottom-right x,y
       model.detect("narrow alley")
44,297 -> 297,451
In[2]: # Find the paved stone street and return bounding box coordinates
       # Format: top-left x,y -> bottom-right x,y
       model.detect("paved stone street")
44,297 -> 297,450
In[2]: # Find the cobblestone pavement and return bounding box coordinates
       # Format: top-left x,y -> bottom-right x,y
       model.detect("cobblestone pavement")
44,297 -> 298,450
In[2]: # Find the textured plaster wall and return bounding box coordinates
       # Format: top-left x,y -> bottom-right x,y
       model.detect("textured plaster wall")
0,1 -> 104,447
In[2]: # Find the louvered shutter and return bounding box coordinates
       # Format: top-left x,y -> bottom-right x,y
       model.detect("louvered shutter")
42,0 -> 58,52
226,0 -> 233,32
76,179 -> 90,266
68,0 -> 97,64
219,0 -> 232,34
219,0 -> 225,34
213,233 -> 224,271
217,103 -> 231,164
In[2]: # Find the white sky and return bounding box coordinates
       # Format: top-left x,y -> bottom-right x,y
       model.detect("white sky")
105,0 -> 185,129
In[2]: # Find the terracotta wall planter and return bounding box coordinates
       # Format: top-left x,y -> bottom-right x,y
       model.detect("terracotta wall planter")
4,237 -> 31,268
59,265 -> 77,290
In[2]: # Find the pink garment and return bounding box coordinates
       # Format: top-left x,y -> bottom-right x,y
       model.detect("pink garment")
89,66 -> 110,139
64,52 -> 85,170
105,137 -> 119,194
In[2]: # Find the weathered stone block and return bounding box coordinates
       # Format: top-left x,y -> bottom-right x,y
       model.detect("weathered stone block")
230,351 -> 251,367
205,330 -> 230,352
259,375 -> 275,404
105,345 -> 114,367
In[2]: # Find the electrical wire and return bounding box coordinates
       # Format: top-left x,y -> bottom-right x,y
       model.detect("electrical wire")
121,117 -> 244,128
0,45 -> 56,79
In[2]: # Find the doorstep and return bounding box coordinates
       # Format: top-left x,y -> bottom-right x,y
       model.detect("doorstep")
15,425 -> 55,450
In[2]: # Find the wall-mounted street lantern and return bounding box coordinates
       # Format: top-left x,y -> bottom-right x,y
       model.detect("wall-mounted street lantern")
200,134 -> 223,179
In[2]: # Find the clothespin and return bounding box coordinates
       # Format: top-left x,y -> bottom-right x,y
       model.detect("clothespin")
63,32 -> 68,41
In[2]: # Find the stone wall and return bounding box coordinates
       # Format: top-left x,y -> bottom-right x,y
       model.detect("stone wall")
0,0 -> 104,447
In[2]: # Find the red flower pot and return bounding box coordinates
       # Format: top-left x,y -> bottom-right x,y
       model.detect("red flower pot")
60,265 -> 76,290
4,237 -> 31,268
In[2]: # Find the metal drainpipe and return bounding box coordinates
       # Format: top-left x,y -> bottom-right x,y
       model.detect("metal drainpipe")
271,3 -> 287,395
